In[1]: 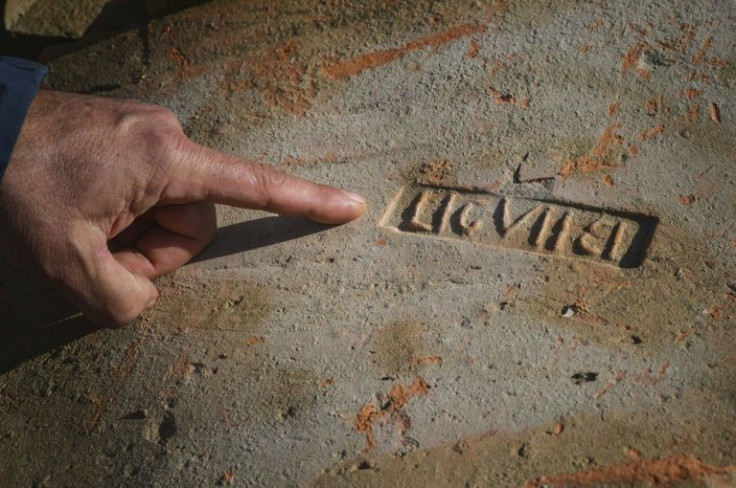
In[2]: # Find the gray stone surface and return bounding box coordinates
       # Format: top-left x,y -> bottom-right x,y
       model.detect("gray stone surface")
4,0 -> 110,38
2,0 -> 736,486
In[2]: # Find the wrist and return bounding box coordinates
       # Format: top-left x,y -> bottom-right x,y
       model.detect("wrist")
0,57 -> 48,183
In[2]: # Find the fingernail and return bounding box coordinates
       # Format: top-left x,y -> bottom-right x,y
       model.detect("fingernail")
145,297 -> 158,309
342,190 -> 366,205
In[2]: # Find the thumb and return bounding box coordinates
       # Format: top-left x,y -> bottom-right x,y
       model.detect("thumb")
71,246 -> 159,328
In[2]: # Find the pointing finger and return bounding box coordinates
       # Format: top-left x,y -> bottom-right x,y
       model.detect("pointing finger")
165,142 -> 366,225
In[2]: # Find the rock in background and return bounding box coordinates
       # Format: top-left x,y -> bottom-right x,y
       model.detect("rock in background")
4,0 -> 110,38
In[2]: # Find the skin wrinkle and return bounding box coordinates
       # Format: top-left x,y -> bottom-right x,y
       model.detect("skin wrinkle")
109,208 -> 137,239
256,163 -> 288,212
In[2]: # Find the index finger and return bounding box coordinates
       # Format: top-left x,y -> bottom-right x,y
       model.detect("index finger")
164,142 -> 366,225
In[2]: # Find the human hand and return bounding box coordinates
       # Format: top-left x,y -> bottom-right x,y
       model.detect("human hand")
0,90 -> 365,327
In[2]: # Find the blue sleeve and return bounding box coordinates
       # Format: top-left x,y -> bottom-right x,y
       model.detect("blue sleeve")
0,56 -> 48,183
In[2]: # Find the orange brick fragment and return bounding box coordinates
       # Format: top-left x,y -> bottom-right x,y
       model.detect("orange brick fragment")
678,194 -> 696,205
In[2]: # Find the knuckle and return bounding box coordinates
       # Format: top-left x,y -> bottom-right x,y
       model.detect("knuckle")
115,110 -> 149,136
142,126 -> 188,169
152,106 -> 183,130
254,163 -> 288,192
117,106 -> 183,146
243,162 -> 290,210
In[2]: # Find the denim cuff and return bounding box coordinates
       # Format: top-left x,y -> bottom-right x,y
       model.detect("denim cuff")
0,56 -> 48,183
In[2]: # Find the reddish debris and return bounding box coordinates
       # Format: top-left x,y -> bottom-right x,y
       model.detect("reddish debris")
525,455 -> 736,487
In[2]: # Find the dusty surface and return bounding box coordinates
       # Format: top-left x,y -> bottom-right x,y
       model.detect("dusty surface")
4,0 -> 111,38
1,0 -> 736,486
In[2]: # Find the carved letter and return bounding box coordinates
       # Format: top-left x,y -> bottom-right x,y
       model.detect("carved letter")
551,213 -> 572,253
497,198 -> 544,238
404,190 -> 433,232
603,221 -> 629,262
576,218 -> 615,257
438,193 -> 457,233
456,203 -> 482,236
531,207 -> 554,248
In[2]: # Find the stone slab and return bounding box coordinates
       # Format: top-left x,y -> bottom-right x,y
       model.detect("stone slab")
4,0 -> 110,38
1,0 -> 735,487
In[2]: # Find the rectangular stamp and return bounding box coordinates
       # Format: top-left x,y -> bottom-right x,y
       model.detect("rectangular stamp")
379,184 -> 658,269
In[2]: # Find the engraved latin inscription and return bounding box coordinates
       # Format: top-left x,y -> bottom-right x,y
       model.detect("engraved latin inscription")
381,185 -> 658,269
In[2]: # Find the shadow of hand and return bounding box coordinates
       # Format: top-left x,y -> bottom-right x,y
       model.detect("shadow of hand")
0,215 -> 332,373
0,259 -> 99,374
